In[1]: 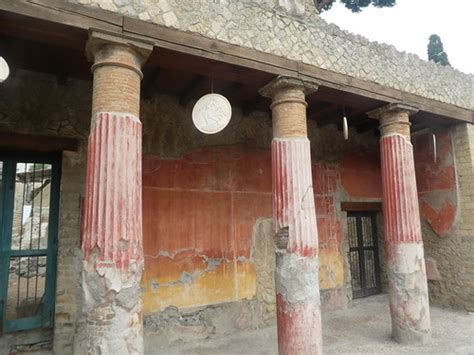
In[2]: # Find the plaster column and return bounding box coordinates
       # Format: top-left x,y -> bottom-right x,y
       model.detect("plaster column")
260,76 -> 322,355
368,103 -> 431,344
82,31 -> 152,354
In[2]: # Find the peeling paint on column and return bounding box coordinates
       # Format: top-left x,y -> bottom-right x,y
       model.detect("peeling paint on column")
272,138 -> 318,257
83,112 -> 143,267
272,137 -> 322,355
380,133 -> 431,344
82,112 -> 144,354
386,244 -> 431,343
275,252 -> 321,354
381,134 -> 422,243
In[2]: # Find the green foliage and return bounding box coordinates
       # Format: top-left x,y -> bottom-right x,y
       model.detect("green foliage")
427,34 -> 451,67
315,0 -> 396,13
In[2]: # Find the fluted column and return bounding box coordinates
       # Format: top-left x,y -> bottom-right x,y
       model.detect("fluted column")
260,76 -> 322,355
82,31 -> 152,354
368,103 -> 431,344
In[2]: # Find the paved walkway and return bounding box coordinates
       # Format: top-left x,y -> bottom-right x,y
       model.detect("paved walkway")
146,294 -> 474,354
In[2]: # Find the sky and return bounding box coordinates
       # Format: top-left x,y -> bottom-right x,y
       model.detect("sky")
320,0 -> 474,74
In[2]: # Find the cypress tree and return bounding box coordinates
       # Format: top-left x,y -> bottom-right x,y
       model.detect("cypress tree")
427,34 -> 451,67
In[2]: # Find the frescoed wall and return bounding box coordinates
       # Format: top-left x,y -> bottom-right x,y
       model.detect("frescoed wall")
140,142 -> 387,315
141,144 -> 272,313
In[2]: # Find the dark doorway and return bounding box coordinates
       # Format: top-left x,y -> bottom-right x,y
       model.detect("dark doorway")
347,212 -> 381,299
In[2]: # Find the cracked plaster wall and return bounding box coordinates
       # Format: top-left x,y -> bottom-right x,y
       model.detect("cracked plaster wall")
139,91 -> 384,318
68,0 -> 474,110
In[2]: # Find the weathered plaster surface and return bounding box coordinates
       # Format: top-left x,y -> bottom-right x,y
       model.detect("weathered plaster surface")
253,218 -> 277,325
68,0 -> 474,110
386,243 -> 431,344
275,251 -> 322,354
414,131 -> 457,238
82,259 -> 144,354
141,144 -> 272,313
380,131 -> 431,343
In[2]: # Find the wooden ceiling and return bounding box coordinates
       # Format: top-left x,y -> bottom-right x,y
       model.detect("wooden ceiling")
0,9 -> 457,134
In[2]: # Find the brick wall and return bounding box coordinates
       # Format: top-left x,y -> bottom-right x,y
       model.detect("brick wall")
52,149 -> 87,354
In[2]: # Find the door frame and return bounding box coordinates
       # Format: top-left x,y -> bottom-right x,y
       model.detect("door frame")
0,151 -> 61,333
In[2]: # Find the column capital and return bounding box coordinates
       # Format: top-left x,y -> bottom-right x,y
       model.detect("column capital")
259,75 -> 319,99
87,30 -> 153,117
86,29 -> 154,66
367,102 -> 419,120
368,103 -> 418,139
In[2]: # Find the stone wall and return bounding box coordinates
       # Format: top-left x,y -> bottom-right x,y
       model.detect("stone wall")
68,0 -> 473,110
445,124 -> 474,311
53,148 -> 87,354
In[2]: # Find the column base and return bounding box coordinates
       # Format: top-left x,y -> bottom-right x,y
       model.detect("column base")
275,250 -> 322,355
392,320 -> 432,345
83,260 -> 144,354
386,243 -> 431,345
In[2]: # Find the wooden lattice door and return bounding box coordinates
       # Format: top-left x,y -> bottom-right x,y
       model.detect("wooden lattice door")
347,212 -> 381,299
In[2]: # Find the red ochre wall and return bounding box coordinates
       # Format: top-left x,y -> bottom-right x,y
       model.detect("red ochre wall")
141,136 -> 456,315
413,131 -> 457,237
142,144 -> 272,314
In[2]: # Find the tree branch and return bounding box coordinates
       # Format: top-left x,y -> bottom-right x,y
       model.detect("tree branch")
314,0 -> 335,12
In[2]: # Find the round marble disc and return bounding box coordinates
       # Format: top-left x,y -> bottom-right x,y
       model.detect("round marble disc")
192,93 -> 232,134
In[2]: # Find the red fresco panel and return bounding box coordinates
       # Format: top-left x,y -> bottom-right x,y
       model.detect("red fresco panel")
143,188 -> 233,259
413,132 -> 455,194
231,147 -> 272,193
420,200 -> 456,237
232,192 -> 272,258
340,150 -> 382,199
143,154 -> 232,191
142,144 -> 274,263
313,162 -> 338,195
413,131 -> 457,236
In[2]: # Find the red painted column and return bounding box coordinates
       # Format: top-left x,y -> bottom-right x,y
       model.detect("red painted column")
369,103 -> 431,344
82,31 -> 152,354
260,76 -> 322,354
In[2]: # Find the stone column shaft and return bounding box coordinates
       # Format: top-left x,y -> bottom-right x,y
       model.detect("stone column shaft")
82,31 -> 152,354
260,77 -> 322,355
369,103 -> 431,344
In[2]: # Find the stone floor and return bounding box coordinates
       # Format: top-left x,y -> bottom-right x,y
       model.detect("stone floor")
145,294 -> 474,354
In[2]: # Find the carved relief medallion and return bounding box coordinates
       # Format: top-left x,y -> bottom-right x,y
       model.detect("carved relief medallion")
192,93 -> 232,134
0,57 -> 10,83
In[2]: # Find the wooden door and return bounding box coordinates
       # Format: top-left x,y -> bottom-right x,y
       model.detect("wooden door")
347,212 -> 381,299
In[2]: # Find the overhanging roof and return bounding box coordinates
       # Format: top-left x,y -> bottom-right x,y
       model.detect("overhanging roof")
0,0 -> 472,130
